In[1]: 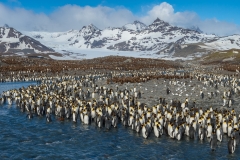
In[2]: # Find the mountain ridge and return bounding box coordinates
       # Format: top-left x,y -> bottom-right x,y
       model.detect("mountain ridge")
1,18 -> 240,60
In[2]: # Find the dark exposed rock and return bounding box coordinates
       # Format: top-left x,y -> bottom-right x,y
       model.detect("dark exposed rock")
0,27 -> 54,53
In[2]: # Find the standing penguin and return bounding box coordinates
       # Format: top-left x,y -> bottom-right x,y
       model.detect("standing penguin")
105,116 -> 111,130
153,122 -> 160,138
83,113 -> 90,125
228,137 -> 236,154
206,123 -> 213,138
112,114 -> 118,128
142,124 -> 149,139
72,111 -> 77,123
135,118 -> 141,133
210,131 -> 217,151
189,124 -> 195,139
97,114 -> 103,128
216,126 -> 223,142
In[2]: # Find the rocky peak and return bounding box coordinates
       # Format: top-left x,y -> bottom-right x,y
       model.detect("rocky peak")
81,24 -> 99,33
3,24 -> 9,28
151,18 -> 170,26
147,18 -> 172,32
188,26 -> 203,34
123,20 -> 147,31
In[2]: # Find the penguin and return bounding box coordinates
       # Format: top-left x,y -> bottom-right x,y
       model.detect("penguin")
46,113 -> 52,122
7,97 -> 12,105
185,124 -> 190,136
135,119 -> 141,133
199,126 -> 205,141
97,114 -> 103,128
105,116 -> 111,130
235,129 -> 240,146
168,123 -> 173,138
91,107 -> 96,122
0,97 -> 3,105
189,124 -> 195,139
228,137 -> 236,154
228,124 -> 233,137
72,111 -> 77,123
210,131 -> 217,151
131,116 -> 136,130
222,120 -> 228,134
26,111 -> 33,119
216,126 -> 223,142
128,114 -> 134,127
37,105 -> 41,116
175,127 -> 182,141
65,106 -> 71,119
142,124 -> 149,139
112,114 -> 118,128
206,123 -> 213,138
153,122 -> 160,138
122,113 -> 128,126
83,113 -> 89,125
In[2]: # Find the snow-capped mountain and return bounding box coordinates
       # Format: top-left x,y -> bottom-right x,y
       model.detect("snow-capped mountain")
2,18 -> 240,60
23,18 -> 219,55
188,26 -> 203,33
0,26 -> 54,54
123,21 -> 147,31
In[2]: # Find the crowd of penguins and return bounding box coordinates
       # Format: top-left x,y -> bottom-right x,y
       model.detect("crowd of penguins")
1,71 -> 240,154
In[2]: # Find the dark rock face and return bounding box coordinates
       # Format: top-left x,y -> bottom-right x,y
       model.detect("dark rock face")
91,39 -> 107,48
0,26 -> 54,53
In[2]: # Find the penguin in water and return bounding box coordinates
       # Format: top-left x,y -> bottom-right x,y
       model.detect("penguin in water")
198,126 -> 205,141
46,113 -> 52,122
26,111 -> 33,119
0,97 -> 3,105
112,113 -> 118,128
65,106 -> 71,119
210,131 -> 217,151
175,126 -> 182,141
72,111 -> 77,123
228,137 -> 236,154
135,118 -> 141,133
122,113 -> 128,126
105,116 -> 111,130
7,97 -> 12,105
97,114 -> 103,128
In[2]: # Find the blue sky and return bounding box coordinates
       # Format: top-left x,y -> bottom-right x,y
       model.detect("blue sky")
0,0 -> 240,35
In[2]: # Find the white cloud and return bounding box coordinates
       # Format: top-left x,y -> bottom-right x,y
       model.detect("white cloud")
141,2 -> 199,26
0,4 -> 136,31
140,2 -> 240,36
0,2 -> 240,36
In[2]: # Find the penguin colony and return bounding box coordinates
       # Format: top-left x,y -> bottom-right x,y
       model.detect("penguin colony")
0,56 -> 179,83
1,68 -> 240,154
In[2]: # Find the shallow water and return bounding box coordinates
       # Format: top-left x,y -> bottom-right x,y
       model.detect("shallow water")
0,82 -> 239,159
